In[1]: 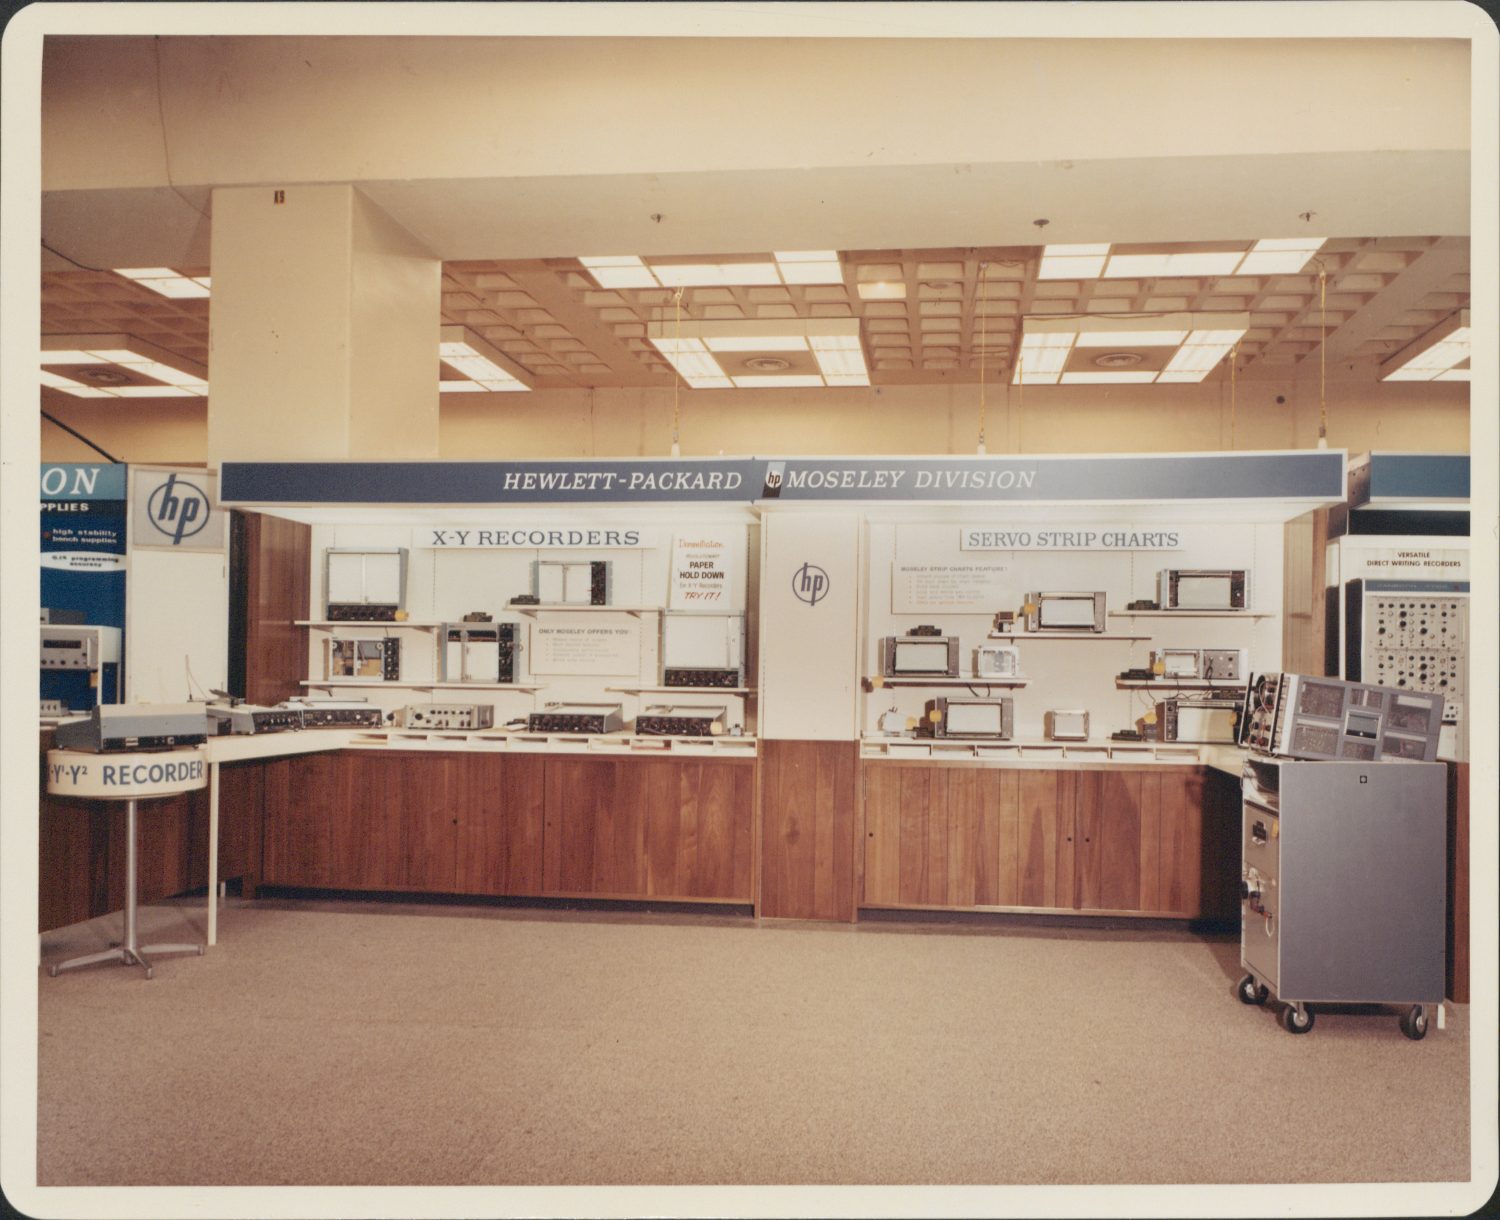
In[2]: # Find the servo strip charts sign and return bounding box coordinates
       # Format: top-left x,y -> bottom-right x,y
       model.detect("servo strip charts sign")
960,526 -> 1186,551
221,450 -> 1345,507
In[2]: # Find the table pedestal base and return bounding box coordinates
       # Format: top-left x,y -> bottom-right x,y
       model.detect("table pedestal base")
47,797 -> 204,982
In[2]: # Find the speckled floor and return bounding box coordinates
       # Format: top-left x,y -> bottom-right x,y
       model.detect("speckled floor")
34,896 -> 1470,1193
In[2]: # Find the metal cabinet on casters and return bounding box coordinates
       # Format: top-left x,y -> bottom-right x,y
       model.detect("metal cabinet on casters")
1237,756 -> 1446,1039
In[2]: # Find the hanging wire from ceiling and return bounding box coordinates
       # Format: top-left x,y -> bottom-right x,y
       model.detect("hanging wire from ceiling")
1229,339 -> 1239,449
977,260 -> 988,455
670,286 -> 684,458
1015,345 -> 1023,452
1317,262 -> 1328,448
153,37 -> 210,223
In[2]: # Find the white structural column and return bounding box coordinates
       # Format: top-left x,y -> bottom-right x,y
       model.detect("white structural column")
757,511 -> 861,740
206,185 -> 442,465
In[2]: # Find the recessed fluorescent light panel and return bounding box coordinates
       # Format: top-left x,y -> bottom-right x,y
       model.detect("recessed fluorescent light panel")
1037,239 -> 1326,281
40,334 -> 210,398
1073,329 -> 1186,348
1381,310 -> 1470,382
1015,313 -> 1247,385
580,256 -> 659,289
647,319 -> 868,389
1105,251 -> 1244,278
114,267 -> 212,299
1235,237 -> 1326,276
439,325 -> 531,392
774,251 -> 843,285
581,251 -> 847,290
1038,244 -> 1109,280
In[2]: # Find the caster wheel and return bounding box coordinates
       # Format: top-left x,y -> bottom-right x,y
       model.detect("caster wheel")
1282,1005 -> 1314,1035
1237,975 -> 1269,1006
1399,1006 -> 1428,1041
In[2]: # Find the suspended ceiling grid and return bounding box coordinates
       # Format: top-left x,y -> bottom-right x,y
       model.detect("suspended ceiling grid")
39,236 -> 1470,396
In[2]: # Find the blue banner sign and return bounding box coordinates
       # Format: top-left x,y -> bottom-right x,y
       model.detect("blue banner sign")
764,452 -> 1345,502
40,463 -> 128,710
1348,453 -> 1469,505
221,460 -> 764,504
40,463 -> 128,502
221,450 -> 1345,507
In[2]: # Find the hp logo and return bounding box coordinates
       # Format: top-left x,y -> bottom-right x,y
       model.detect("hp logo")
146,474 -> 211,545
792,562 -> 829,606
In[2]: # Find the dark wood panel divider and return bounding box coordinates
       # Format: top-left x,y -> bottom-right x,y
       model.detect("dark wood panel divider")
759,740 -> 857,921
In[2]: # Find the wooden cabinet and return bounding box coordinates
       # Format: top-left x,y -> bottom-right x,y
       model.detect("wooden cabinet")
1018,769 -> 1076,910
862,762 -> 1232,919
543,757 -> 755,902
261,752 -> 346,888
455,754 -> 545,897
761,741 -> 857,921
339,751 -> 453,891
257,750 -> 754,906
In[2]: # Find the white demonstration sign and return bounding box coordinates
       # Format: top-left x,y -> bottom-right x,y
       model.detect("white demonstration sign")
669,533 -> 741,609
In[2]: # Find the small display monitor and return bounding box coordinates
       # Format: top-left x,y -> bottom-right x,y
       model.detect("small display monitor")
1175,575 -> 1232,609
945,701 -> 1006,736
892,639 -> 954,674
1040,598 -> 1097,629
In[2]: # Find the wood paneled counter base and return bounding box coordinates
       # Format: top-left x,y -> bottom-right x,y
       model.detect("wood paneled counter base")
44,741 -> 1249,930
259,751 -> 756,904
859,761 -> 1241,921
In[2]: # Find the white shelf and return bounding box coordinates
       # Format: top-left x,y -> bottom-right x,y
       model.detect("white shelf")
427,682 -> 545,692
607,685 -> 754,695
998,632 -> 1152,642
344,730 -> 759,757
300,679 -> 542,691
1108,610 -> 1273,620
296,619 -> 443,629
869,677 -> 1029,689
508,604 -> 661,616
858,736 -> 1212,763
1114,679 -> 1246,690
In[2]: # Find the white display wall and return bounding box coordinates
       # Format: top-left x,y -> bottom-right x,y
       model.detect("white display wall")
300,514 -> 756,733
861,517 -> 1285,743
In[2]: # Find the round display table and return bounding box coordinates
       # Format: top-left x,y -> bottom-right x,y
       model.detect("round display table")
46,747 -> 209,980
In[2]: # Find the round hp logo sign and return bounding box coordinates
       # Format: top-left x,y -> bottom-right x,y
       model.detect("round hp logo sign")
792,562 -> 830,606
146,474 -> 211,545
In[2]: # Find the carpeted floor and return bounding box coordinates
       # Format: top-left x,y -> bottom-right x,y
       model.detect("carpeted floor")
35,896 -> 1470,1187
